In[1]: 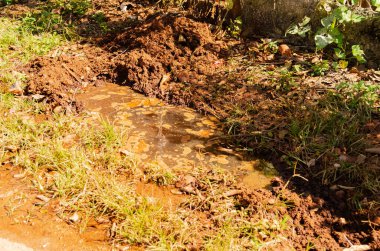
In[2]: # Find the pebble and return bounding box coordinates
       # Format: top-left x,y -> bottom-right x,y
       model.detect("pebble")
69,212 -> 80,223
267,198 -> 276,205
330,185 -> 338,191
13,173 -> 25,179
120,2 -> 135,12
53,106 -> 63,114
339,217 -> 347,225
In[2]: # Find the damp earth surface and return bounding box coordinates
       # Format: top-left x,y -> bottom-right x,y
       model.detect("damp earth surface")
77,83 -> 275,190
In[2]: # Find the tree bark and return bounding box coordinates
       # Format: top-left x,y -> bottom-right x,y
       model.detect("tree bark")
239,0 -> 319,37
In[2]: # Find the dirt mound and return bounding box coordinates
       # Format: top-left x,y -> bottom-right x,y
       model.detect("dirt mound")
26,46 -> 112,112
237,183 -> 379,250
112,13 -> 227,106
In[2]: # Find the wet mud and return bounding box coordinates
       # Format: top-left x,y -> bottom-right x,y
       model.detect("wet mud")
0,164 -> 110,251
76,83 -> 274,189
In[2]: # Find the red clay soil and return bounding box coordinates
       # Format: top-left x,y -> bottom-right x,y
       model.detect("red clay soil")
0,164 -> 110,251
17,3 -> 379,250
112,13 -> 228,109
25,44 -> 113,113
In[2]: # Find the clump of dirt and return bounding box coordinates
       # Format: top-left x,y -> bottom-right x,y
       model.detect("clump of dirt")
176,169 -> 379,250
25,45 -> 112,112
112,13 -> 227,106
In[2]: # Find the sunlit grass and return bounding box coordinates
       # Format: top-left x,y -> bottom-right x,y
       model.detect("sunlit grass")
0,17 -> 63,89
0,92 -> 293,249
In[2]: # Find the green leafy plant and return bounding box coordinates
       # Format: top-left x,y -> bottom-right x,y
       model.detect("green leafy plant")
336,81 -> 380,109
227,16 -> 242,38
286,16 -> 311,38
21,0 -> 91,38
91,11 -> 109,33
287,1 -> 380,64
1,0 -> 13,5
311,60 -> 330,76
315,4 -> 366,63
372,0 -> 380,10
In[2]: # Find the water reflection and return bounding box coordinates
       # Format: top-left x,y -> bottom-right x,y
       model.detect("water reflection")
77,83 -> 275,189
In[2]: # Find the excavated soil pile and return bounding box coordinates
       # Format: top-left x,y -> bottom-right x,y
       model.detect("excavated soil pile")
238,186 -> 380,250
113,13 -> 227,107
26,46 -> 112,112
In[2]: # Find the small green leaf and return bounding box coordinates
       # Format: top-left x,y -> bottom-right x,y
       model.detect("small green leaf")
300,16 -> 311,26
352,45 -> 366,63
351,14 -> 364,23
315,34 -> 334,49
321,15 -> 335,27
338,60 -> 348,69
333,6 -> 349,22
329,28 -> 344,48
286,16 -> 311,37
334,48 -> 346,59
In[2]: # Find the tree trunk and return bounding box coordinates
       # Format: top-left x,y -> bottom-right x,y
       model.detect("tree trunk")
236,0 -> 380,65
239,0 -> 319,37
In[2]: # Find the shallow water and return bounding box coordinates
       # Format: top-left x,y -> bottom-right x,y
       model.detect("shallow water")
77,83 -> 274,189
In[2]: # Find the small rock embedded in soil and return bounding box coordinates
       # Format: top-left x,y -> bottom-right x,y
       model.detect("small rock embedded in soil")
53,106 -> 63,114
170,189 -> 183,195
13,173 -> 25,179
69,212 -> 80,223
120,2 -> 136,12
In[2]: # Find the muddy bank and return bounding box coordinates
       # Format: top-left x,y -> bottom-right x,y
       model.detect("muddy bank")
25,45 -> 113,112
0,165 -> 110,251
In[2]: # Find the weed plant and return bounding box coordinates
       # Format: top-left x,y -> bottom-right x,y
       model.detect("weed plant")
0,18 -> 63,89
0,93 -> 292,249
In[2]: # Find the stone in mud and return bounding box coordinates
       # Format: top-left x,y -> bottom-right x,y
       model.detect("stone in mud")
69,212 -> 80,223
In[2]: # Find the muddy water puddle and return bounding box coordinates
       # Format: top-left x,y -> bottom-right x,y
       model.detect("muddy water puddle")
77,83 -> 274,189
